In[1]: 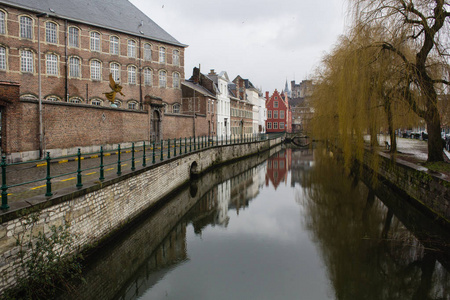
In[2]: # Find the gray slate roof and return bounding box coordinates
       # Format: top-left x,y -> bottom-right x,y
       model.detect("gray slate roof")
1,0 -> 186,47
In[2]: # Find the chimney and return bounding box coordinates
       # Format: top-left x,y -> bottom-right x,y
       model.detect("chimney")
265,91 -> 269,100
208,69 -> 216,75
192,67 -> 200,84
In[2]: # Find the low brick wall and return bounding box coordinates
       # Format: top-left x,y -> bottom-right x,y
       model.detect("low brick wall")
0,137 -> 282,292
360,150 -> 450,226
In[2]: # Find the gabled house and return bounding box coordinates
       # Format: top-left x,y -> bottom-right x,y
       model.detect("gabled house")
207,70 -> 231,137
181,67 -> 217,137
265,89 -> 291,133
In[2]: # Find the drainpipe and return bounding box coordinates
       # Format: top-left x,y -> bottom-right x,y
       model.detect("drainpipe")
37,12 -> 47,159
64,19 -> 68,101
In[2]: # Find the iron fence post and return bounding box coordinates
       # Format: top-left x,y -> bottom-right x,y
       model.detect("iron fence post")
174,138 -> 176,157
152,141 -> 156,164
194,136 -> 196,151
45,152 -> 53,196
189,137 -> 192,152
168,139 -> 171,159
117,144 -> 122,176
160,140 -> 164,161
179,138 -> 182,155
142,141 -> 147,167
185,137 -> 187,154
1,155 -> 9,210
99,146 -> 105,181
76,148 -> 83,188
131,142 -> 136,171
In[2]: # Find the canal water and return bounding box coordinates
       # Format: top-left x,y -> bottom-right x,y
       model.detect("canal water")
59,147 -> 450,300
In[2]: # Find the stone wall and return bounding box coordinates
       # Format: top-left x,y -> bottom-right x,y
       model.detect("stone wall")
361,150 -> 450,226
0,137 -> 283,292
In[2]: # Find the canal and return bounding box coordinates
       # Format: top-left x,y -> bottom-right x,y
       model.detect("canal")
58,147 -> 450,300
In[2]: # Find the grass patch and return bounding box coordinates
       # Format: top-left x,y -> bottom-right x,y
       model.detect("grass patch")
422,161 -> 450,175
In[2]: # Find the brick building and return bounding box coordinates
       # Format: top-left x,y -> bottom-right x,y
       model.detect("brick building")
289,80 -> 314,133
229,76 -> 253,135
265,89 -> 291,133
181,67 -> 217,138
0,0 -> 187,161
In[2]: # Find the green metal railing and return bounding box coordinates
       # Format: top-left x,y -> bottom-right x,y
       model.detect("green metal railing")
0,133 -> 279,210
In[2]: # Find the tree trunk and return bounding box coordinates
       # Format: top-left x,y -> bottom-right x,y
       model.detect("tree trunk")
426,113 -> 443,162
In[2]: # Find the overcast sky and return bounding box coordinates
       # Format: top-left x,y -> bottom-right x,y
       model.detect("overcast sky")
130,0 -> 349,93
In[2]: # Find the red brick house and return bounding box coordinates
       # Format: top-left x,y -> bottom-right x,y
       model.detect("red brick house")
265,89 -> 291,133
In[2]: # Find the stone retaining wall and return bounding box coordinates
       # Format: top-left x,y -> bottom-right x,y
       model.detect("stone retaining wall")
0,137 -> 282,292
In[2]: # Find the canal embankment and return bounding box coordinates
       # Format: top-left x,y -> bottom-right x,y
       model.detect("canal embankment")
0,136 -> 283,292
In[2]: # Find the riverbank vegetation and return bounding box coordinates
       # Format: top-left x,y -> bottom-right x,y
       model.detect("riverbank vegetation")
312,0 -> 450,163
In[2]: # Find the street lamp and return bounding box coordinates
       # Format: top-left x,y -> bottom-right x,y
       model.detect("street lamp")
36,12 -> 47,159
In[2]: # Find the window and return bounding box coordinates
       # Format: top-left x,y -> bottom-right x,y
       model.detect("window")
274,101 -> 278,108
274,122 -> 278,129
90,32 -> 100,51
70,97 -> 82,103
128,101 -> 138,109
159,70 -> 166,87
20,16 -> 32,39
111,63 -> 120,81
0,46 -> 6,70
173,72 -> 180,88
0,11 -> 6,34
46,53 -> 58,75
268,110 -> 272,119
280,122 -> 284,129
144,43 -> 151,60
110,36 -> 119,55
173,49 -> 179,66
68,27 -> 79,47
114,100 -> 122,107
127,40 -> 136,58
280,110 -> 285,119
172,103 -> 180,113
143,68 -> 152,86
128,65 -> 136,84
45,95 -> 60,101
267,122 -> 272,129
159,47 -> 165,63
273,110 -> 278,119
21,50 -> 33,72
45,22 -> 57,43
69,56 -> 80,78
90,60 -> 101,80
91,99 -> 102,106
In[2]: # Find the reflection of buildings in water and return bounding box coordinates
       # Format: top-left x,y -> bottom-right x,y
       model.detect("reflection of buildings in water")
229,168 -> 259,214
265,149 -> 292,189
118,223 -> 187,300
217,180 -> 231,227
290,149 -> 314,188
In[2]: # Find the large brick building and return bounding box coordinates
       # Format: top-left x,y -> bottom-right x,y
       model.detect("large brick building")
0,0 -> 187,161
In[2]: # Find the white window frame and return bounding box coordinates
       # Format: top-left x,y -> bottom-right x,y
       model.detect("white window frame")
173,72 -> 180,88
68,27 -> 79,47
172,103 -> 180,114
20,16 -> 32,39
21,49 -> 33,73
110,62 -> 120,81
128,65 -> 137,84
110,36 -> 119,55
0,46 -> 6,70
90,31 -> 100,51
0,10 -> 6,35
46,53 -> 58,75
159,47 -> 165,63
128,101 -> 138,110
144,43 -> 151,61
280,110 -> 285,119
70,97 -> 82,104
69,56 -> 80,78
90,60 -> 101,80
45,22 -> 57,44
91,99 -> 102,106
173,49 -> 179,66
144,68 -> 152,86
159,70 -> 166,88
127,40 -> 136,58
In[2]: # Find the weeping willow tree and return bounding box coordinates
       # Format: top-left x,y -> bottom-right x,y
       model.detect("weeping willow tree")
349,0 -> 450,162
312,23 -> 418,167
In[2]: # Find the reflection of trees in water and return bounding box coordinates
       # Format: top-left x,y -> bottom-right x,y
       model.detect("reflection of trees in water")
300,151 -> 450,299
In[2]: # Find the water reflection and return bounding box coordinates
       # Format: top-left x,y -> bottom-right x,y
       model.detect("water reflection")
58,147 -> 450,300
